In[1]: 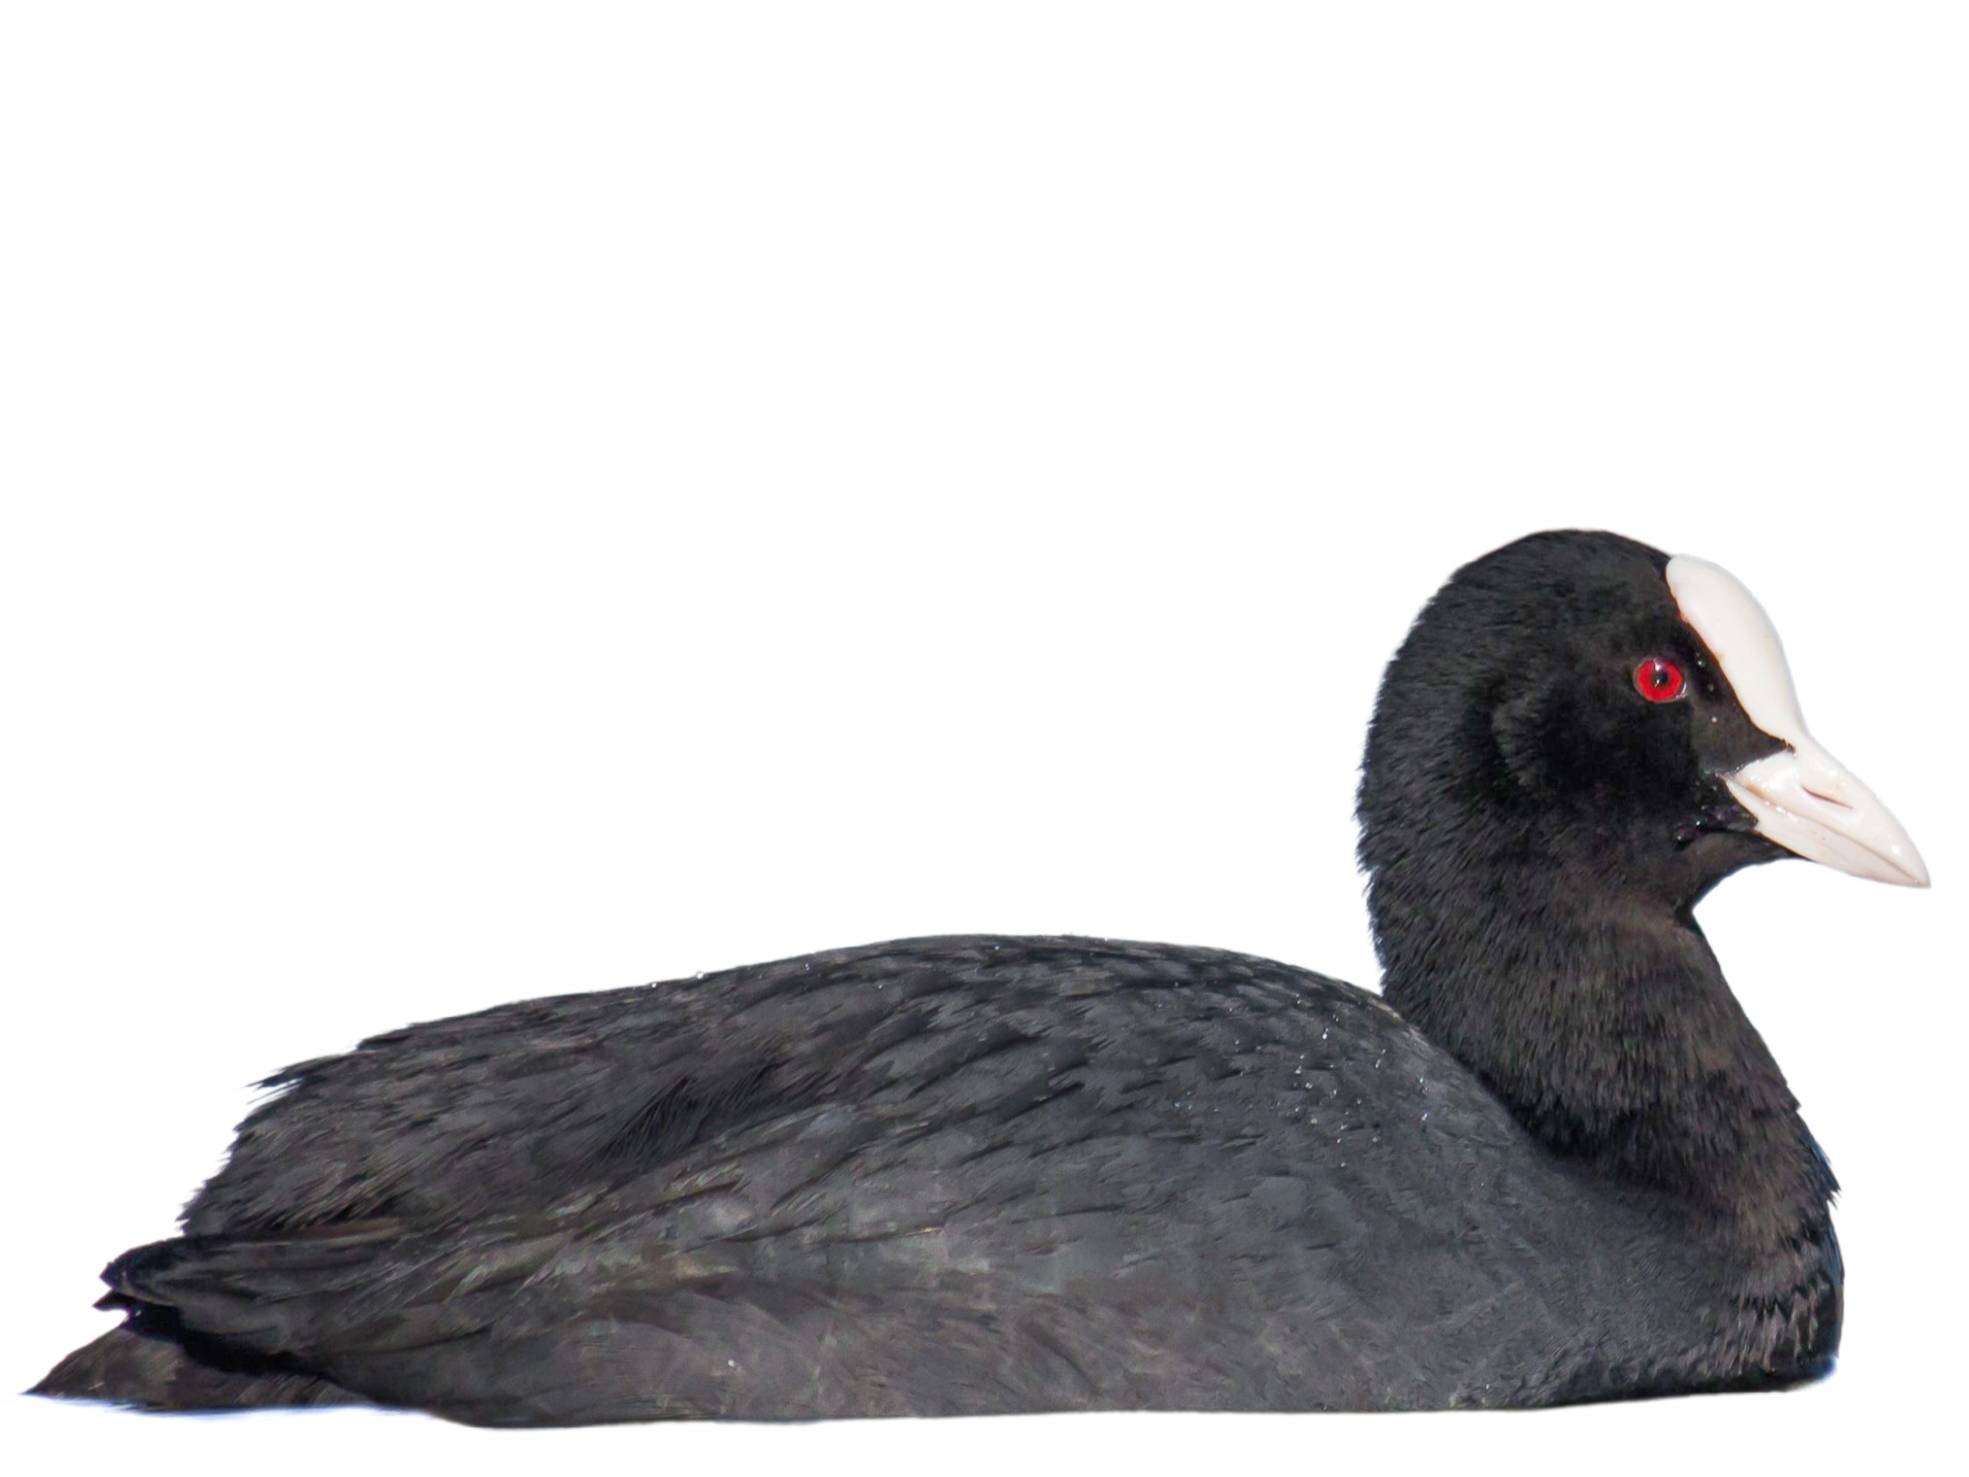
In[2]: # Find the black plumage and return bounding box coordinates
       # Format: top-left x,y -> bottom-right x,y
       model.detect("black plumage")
36,530 -> 1905,1423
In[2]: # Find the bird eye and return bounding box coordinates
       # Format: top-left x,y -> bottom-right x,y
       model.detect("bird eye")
1633,656 -> 1686,703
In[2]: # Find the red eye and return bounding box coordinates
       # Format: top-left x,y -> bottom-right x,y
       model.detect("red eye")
1633,656 -> 1686,703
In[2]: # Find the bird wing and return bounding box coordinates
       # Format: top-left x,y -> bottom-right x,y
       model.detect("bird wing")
101,1205 -> 1211,1423
114,936 -> 1572,1419
183,935 -> 1344,1237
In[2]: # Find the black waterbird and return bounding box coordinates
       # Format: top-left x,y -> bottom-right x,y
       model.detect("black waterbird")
35,530 -> 1929,1423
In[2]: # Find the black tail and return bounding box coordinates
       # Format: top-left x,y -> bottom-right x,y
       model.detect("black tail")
31,1246 -> 366,1412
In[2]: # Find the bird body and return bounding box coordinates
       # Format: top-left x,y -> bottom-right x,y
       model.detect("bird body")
45,937 -> 1832,1422
33,532 -> 1920,1423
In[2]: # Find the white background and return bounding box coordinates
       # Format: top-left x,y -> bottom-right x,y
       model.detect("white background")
3,4 -> 1963,1473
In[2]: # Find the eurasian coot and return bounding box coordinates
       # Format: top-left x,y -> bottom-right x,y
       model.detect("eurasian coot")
35,530 -> 1927,1423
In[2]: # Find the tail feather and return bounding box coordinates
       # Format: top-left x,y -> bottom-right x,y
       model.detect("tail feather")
31,1302 -> 365,1412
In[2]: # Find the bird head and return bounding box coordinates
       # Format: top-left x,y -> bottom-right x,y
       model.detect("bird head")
1357,530 -> 1926,930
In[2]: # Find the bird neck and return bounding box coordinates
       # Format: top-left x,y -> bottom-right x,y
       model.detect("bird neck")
1375,878 -> 1834,1255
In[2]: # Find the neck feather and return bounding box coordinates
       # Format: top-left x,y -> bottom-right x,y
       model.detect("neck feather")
1373,871 -> 1833,1251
